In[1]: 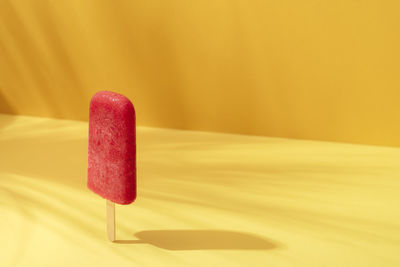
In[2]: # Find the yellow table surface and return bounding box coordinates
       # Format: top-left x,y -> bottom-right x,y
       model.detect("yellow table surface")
1,114 -> 399,267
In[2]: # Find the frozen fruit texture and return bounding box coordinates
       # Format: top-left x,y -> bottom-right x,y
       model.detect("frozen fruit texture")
87,91 -> 136,205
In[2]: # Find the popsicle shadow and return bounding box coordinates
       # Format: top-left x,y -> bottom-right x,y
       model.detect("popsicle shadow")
114,230 -> 280,250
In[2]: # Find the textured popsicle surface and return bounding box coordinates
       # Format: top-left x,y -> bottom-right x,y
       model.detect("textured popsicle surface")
87,91 -> 136,204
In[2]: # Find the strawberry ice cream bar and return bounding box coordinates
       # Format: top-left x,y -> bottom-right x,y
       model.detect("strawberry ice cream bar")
87,91 -> 136,205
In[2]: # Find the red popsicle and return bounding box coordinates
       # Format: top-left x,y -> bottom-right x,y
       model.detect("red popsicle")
87,91 -> 136,241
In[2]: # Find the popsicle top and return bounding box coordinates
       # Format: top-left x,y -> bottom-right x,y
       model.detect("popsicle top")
87,91 -> 136,205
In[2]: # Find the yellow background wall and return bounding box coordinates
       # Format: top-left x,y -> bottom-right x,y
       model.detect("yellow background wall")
1,0 -> 399,146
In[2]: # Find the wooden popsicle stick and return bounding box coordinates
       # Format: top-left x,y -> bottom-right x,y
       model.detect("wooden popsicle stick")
106,200 -> 115,242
